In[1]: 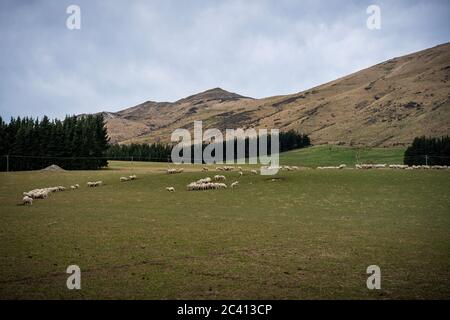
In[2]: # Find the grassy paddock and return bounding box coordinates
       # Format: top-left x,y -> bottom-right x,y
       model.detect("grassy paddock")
279,145 -> 406,167
0,161 -> 449,299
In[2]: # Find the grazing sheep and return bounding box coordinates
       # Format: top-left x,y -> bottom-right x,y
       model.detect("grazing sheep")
186,180 -> 228,191
202,167 -> 209,172
70,185 -> 76,190
250,169 -> 258,175
197,177 -> 212,184
231,181 -> 239,188
75,184 -> 80,188
431,165 -> 449,170
34,190 -> 49,199
238,171 -> 243,177
356,164 -> 387,169
214,175 -> 226,181
22,185 -> 73,202
166,187 -> 175,192
23,196 -> 33,206
129,175 -> 137,180
237,166 -> 242,171
88,181 -> 103,187
167,168 -> 183,174
389,164 -> 408,169
120,176 -> 130,182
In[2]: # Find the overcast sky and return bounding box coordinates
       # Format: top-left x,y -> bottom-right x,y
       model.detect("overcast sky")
0,0 -> 449,119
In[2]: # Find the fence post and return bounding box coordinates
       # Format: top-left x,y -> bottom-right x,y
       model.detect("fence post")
6,155 -> 9,172
425,155 -> 428,166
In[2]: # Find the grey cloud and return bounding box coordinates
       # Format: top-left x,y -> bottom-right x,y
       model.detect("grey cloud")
0,0 -> 449,119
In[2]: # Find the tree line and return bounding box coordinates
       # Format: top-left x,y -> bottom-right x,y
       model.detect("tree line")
404,136 -> 450,165
107,130 -> 311,163
0,115 -> 311,170
0,115 -> 109,171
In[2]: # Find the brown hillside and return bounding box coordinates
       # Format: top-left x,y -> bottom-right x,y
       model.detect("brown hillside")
101,43 -> 450,146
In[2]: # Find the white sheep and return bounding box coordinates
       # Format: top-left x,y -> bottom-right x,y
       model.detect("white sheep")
250,169 -> 258,175
214,175 -> 226,181
23,196 -> 33,206
166,187 -> 175,192
238,171 -> 243,177
231,181 -> 239,188
186,181 -> 228,191
196,177 -> 212,184
70,185 -> 76,190
120,176 -> 130,182
34,190 -> 49,199
129,175 -> 137,180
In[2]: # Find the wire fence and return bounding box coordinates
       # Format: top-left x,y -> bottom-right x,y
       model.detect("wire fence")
1,154 -> 450,172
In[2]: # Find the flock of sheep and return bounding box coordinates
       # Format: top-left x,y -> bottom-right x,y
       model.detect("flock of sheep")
166,169 -> 242,192
22,185 -> 72,206
166,168 -> 184,174
313,163 -> 450,170
120,174 -> 137,182
20,161 -> 449,205
317,164 -> 347,170
21,175 -> 137,205
183,175 -> 239,192
355,164 -> 450,170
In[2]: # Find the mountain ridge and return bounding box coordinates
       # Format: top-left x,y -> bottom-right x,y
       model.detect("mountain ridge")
97,42 -> 450,146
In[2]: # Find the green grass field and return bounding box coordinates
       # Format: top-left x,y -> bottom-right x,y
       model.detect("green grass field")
0,156 -> 449,299
279,145 -> 406,167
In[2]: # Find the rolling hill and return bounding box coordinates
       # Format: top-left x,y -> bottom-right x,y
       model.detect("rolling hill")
99,42 -> 450,147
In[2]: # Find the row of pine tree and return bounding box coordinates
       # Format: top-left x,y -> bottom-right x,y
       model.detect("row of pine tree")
404,136 -> 450,165
0,115 -> 312,170
106,130 -> 311,163
0,115 -> 109,171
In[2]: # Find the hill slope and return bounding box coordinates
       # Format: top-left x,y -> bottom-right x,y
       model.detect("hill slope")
101,43 -> 450,146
